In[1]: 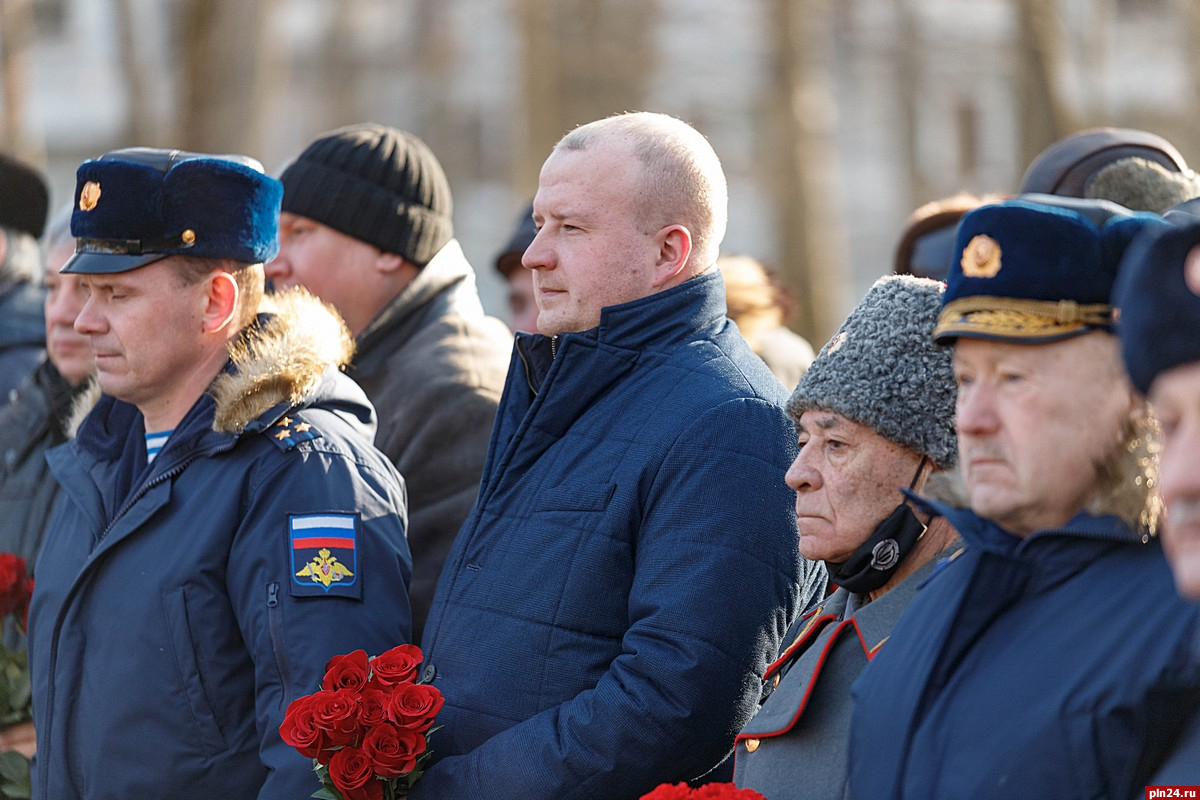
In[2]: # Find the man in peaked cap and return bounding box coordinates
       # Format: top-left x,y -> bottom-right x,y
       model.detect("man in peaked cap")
846,197 -> 1200,800
1113,220 -> 1200,785
269,124 -> 511,642
27,147 -> 413,800
0,153 -> 50,400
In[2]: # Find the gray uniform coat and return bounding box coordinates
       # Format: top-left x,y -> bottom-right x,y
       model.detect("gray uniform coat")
734,552 -> 954,800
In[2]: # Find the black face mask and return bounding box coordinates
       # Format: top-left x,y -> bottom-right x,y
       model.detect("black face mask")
824,457 -> 929,595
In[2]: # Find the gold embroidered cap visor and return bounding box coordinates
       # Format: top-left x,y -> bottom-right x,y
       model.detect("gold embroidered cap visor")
932,295 -> 1115,345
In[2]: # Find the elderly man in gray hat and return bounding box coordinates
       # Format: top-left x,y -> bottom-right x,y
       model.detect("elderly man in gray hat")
734,275 -> 959,799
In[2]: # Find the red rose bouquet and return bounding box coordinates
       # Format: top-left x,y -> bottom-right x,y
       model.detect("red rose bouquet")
640,783 -> 767,800
0,554 -> 35,800
280,644 -> 442,800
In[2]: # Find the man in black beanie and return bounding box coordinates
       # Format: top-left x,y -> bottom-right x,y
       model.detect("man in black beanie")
0,153 -> 50,400
269,124 -> 512,641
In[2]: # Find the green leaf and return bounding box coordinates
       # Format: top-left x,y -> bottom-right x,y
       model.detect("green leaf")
0,751 -> 31,799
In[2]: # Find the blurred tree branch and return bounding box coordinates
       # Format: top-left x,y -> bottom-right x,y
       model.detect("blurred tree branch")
770,0 -> 851,345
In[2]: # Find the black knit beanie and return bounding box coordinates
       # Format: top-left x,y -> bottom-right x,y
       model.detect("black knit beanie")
280,123 -> 453,267
0,153 -> 49,238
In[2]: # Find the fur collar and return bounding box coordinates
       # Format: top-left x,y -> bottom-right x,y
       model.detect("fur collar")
211,288 -> 354,433
68,288 -> 355,436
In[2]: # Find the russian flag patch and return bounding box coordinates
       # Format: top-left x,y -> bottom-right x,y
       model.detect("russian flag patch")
290,513 -> 362,599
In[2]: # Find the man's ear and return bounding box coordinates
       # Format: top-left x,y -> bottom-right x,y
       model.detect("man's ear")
375,251 -> 406,273
375,250 -> 420,288
203,271 -> 239,334
651,224 -> 692,289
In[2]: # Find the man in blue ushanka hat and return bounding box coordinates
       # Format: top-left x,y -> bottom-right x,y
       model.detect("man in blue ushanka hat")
1113,220 -> 1200,786
27,148 -> 413,800
846,196 -> 1200,800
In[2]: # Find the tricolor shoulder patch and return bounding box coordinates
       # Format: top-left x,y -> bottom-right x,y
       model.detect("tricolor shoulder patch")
290,513 -> 362,599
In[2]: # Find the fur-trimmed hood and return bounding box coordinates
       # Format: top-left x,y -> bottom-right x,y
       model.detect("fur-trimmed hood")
69,287 -> 359,438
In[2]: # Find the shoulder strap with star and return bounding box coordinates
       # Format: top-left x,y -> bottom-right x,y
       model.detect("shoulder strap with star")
266,410 -> 323,451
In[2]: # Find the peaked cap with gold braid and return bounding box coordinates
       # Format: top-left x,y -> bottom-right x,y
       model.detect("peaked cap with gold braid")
933,195 -> 1168,344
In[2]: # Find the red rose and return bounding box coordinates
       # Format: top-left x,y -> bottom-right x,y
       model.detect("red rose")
0,555 -> 29,620
361,722 -> 426,778
328,746 -> 382,800
693,784 -> 767,800
278,695 -> 329,760
368,644 -> 422,687
385,681 -> 444,731
358,687 -> 390,728
323,649 -> 370,692
640,783 -> 693,800
310,687 -> 362,748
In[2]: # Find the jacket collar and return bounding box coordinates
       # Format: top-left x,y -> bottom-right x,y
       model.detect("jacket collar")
593,268 -> 728,351
355,239 -> 480,356
907,491 -> 1141,555
513,267 -> 729,359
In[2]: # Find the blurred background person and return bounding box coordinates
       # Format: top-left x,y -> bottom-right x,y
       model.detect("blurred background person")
0,206 -> 92,571
1116,219 -> 1200,786
269,124 -> 512,642
734,275 -> 959,799
892,193 -> 1001,282
717,254 -> 814,389
0,154 -> 50,400
492,201 -> 539,333
1019,127 -> 1200,213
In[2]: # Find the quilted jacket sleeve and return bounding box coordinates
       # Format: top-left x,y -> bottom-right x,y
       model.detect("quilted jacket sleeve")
410,397 -> 816,799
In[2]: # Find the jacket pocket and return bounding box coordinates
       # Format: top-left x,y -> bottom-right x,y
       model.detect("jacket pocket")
162,586 -> 228,756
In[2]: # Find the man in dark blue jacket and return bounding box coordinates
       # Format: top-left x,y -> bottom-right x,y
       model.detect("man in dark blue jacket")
1114,219 -> 1200,788
847,197 -> 1200,800
414,112 -> 824,799
27,148 -> 413,799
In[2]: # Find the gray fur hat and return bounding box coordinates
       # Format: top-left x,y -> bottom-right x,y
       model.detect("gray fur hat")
786,275 -> 958,468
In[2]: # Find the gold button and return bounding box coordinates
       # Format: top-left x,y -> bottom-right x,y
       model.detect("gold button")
181,229 -> 196,245
744,738 -> 760,753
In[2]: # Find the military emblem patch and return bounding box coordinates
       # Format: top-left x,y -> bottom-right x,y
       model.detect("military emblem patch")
961,234 -> 1002,278
79,180 -> 101,212
290,513 -> 362,599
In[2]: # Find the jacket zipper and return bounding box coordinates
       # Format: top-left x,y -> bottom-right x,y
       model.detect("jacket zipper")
267,581 -> 293,706
517,335 -> 559,398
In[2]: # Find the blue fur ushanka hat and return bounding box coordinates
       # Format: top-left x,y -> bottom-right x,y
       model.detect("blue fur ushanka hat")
1115,219 -> 1200,395
63,147 -> 283,274
933,194 -> 1168,344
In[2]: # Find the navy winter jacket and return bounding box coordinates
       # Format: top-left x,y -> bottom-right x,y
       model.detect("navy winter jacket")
415,271 -> 824,799
848,500 -> 1200,800
28,293 -> 413,800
